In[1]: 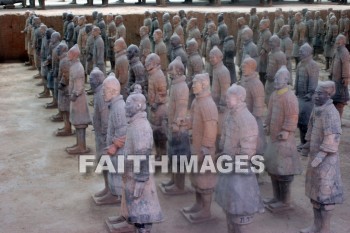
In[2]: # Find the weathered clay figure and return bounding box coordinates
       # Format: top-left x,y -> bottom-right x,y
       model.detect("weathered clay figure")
65,13 -> 75,49
96,12 -> 107,50
204,23 -> 220,82
153,29 -> 168,76
330,34 -> 350,119
249,8 -> 259,44
161,56 -> 190,195
96,74 -> 127,205
145,53 -> 168,161
150,11 -> 159,52
339,10 -> 349,51
223,36 -> 236,84
172,15 -> 185,47
127,44 -> 148,97
143,11 -> 152,35
186,18 -> 202,54
201,13 -> 214,59
273,8 -> 284,34
32,17 -> 42,80
236,18 -> 248,71
162,12 -> 173,62
279,25 -> 293,78
216,84 -> 263,233
66,45 -> 91,155
295,43 -> 319,151
121,92 -> 164,233
92,26 -> 106,75
304,11 -> 314,46
56,41 -> 74,136
325,15 -> 339,72
106,13 -> 117,71
21,11 -> 31,66
182,73 -> 218,222
217,13 -> 228,51
85,24 -> 94,77
241,57 -> 266,155
139,26 -> 151,65
114,38 -> 129,100
90,68 -> 109,199
170,34 -> 187,70
38,25 -> 49,90
115,15 -> 126,41
77,16 -> 88,76
312,11 -> 324,60
72,16 -> 80,46
257,19 -> 272,86
300,81 -> 344,233
179,10 -> 188,38
288,10 -> 295,39
265,35 -> 287,106
292,13 -> 306,69
264,66 -> 302,212
241,27 -> 259,73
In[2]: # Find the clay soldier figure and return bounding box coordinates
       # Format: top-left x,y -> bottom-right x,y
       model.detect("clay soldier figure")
264,66 -> 302,212
85,24 -> 94,77
66,45 -> 91,154
273,8 -> 285,34
304,11 -> 314,46
143,11 -> 152,34
258,19 -> 272,86
241,57 -> 266,156
179,10 -> 188,38
90,68 -> 109,200
236,17 -> 248,70
114,38 -> 129,100
162,12 -> 173,62
338,10 -> 349,51
170,34 -> 188,70
201,13 -> 214,59
295,43 -> 319,151
96,13 -> 107,60
62,12 -> 68,39
182,73 -> 218,222
139,26 -> 151,66
204,23 -> 220,82
324,16 -> 338,71
92,26 -> 106,75
92,11 -> 98,26
300,81 -> 344,233
241,27 -> 259,73
21,11 -> 32,66
217,13 -> 228,51
223,36 -> 236,84
265,35 -> 287,106
65,13 -> 75,49
249,8 -> 259,44
115,15 -> 126,41
106,13 -> 117,71
279,25 -> 293,78
325,8 -> 333,33
186,18 -> 202,55
215,84 -> 263,233
150,11 -> 159,53
38,25 -> 50,97
292,13 -> 306,69
312,11 -> 324,60
288,10 -> 295,39
32,17 -> 42,80
154,29 -> 169,76
145,53 -> 168,161
77,16 -> 88,79
127,45 -> 148,97
186,39 -> 204,106
161,56 -> 190,195
122,92 -> 164,233
329,34 -> 350,119
72,16 -> 80,45
172,15 -> 185,47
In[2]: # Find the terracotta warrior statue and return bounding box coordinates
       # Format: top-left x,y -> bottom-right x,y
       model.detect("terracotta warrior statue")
127,45 -> 148,97
38,25 -> 49,97
66,45 -> 91,154
161,56 -> 190,195
257,19 -> 272,86
114,38 -> 129,100
217,13 -> 228,51
295,43 -> 319,152
279,25 -> 293,78
143,11 -> 152,36
72,16 -> 80,46
139,26 -> 151,65
288,10 -> 295,39
273,8 -> 285,34
223,36 -> 236,84
300,81 -> 344,233
92,26 -> 106,75
150,11 -> 159,52
179,10 -> 188,38
292,12 -> 306,69
304,11 -> 314,46
236,17 -> 248,70
106,13 -> 117,71
32,17 -> 42,81
339,10 -> 350,51
264,66 -> 302,212
153,29 -> 169,76
182,73 -> 218,222
96,12 -> 107,55
77,16 -> 87,78
312,11 -> 324,60
249,8 -> 259,44
186,18 -> 202,54
172,15 -> 185,47
122,92 -> 164,233
162,12 -> 173,62
85,24 -> 94,77
145,53 -> 168,160
201,12 -> 214,59
65,13 -> 75,49
241,57 -> 266,156
170,34 -> 188,70
265,35 -> 287,106
56,41 -> 74,137
329,34 -> 350,119
324,16 -> 338,71
241,27 -> 259,73
215,84 -> 263,233
115,15 -> 126,41
204,23 -> 220,82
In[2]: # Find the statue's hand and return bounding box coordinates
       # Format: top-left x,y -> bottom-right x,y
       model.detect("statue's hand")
70,94 -> 78,102
133,181 -> 145,198
311,156 -> 322,168
113,136 -> 126,149
107,144 -> 117,156
303,93 -> 312,101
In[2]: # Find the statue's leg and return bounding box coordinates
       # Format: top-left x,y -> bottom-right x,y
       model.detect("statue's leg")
263,174 -> 280,204
183,191 -> 203,213
190,191 -> 212,220
300,200 -> 322,233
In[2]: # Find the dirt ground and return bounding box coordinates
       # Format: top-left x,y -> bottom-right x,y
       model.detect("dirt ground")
0,60 -> 349,233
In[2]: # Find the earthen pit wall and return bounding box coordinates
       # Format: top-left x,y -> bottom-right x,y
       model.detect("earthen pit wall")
0,10 -> 336,62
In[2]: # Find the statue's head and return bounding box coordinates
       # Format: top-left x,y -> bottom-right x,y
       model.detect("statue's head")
274,65 -> 289,90
237,17 -> 246,27
259,19 -> 270,31
97,12 -> 103,21
89,67 -> 105,91
67,13 -> 74,21
242,57 -> 257,77
39,24 -> 47,35
207,22 -> 216,35
314,81 -> 335,106
250,7 -> 256,14
241,27 -> 253,43
67,44 -> 80,61
114,38 -> 127,53
102,73 -> 120,102
179,10 -> 186,18
125,93 -> 147,117
139,26 -> 149,37
145,53 -> 160,72
144,10 -> 151,18
209,46 -> 223,66
226,84 -> 246,109
56,41 -> 68,57
78,16 -> 86,26
170,34 -> 181,48
192,73 -> 210,95
218,13 -> 224,23
162,12 -> 170,22
186,38 -> 198,54
153,29 -> 163,43
168,56 -> 185,79
85,24 -> 93,34
127,44 -> 140,60
62,12 -> 68,20
268,35 -> 280,50
173,15 -> 180,25
151,11 -> 157,19
92,10 -> 98,19
92,26 -> 101,38
278,25 -> 290,37
50,32 -> 61,44
295,12 -> 302,23
299,43 -> 313,60
115,15 -> 123,25
106,13 -> 113,23
187,17 -> 197,30
73,16 -> 79,25
335,34 -> 346,48
45,28 -> 55,41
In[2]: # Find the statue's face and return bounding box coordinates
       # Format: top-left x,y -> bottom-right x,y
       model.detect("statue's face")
209,53 -> 220,66
242,61 -> 254,76
127,47 -> 136,60
114,43 -> 122,53
259,21 -> 267,31
274,75 -> 287,90
315,12 -> 320,18
335,36 -> 345,48
92,28 -> 100,38
115,17 -> 122,25
268,38 -> 278,50
89,75 -> 100,92
140,28 -> 146,37
299,47 -> 310,60
192,78 -> 203,95
226,92 -> 239,109
125,96 -> 139,117
102,85 -> 114,102
40,27 -> 46,35
208,25 -> 215,35
92,11 -> 98,19
314,88 -> 329,106
153,32 -> 161,42
145,57 -> 156,72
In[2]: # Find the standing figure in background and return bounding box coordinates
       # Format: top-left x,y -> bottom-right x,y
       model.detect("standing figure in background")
114,38 -> 129,100
217,13 -> 228,51
204,23 -> 220,83
324,16 -> 338,71
304,11 -> 314,46
279,25 -> 293,78
338,10 -> 349,51
249,8 -> 259,44
201,13 -> 214,59
241,27 -> 259,73
236,17 -> 248,71
150,11 -> 159,52
173,15 -> 185,47
186,18 -> 202,54
154,29 -> 169,77
179,10 -> 188,39
273,8 -> 285,34
92,26 -> 106,75
163,12 -> 173,62
312,11 -> 324,60
288,10 -> 295,39
170,34 -> 188,70
65,13 -> 75,49
127,45 -> 148,97
143,11 -> 152,34
106,13 -> 117,71
139,26 -> 151,65
258,19 -> 272,86
223,35 -> 236,84
85,24 -> 94,78
292,12 -> 306,69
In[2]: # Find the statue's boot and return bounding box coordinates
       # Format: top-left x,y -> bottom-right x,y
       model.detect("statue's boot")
51,111 -> 63,122
189,193 -> 212,221
45,92 -> 57,109
135,224 -> 152,233
161,173 -> 175,187
319,209 -> 332,233
66,128 -> 90,154
268,180 -> 292,211
108,220 -> 134,233
107,215 -> 126,224
56,112 -> 73,136
263,176 -> 280,204
33,73 -> 41,79
300,208 -> 321,233
183,191 -> 202,213
94,171 -> 109,197
38,86 -> 51,98
164,173 -> 186,194
35,78 -> 44,86
95,191 -> 121,205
